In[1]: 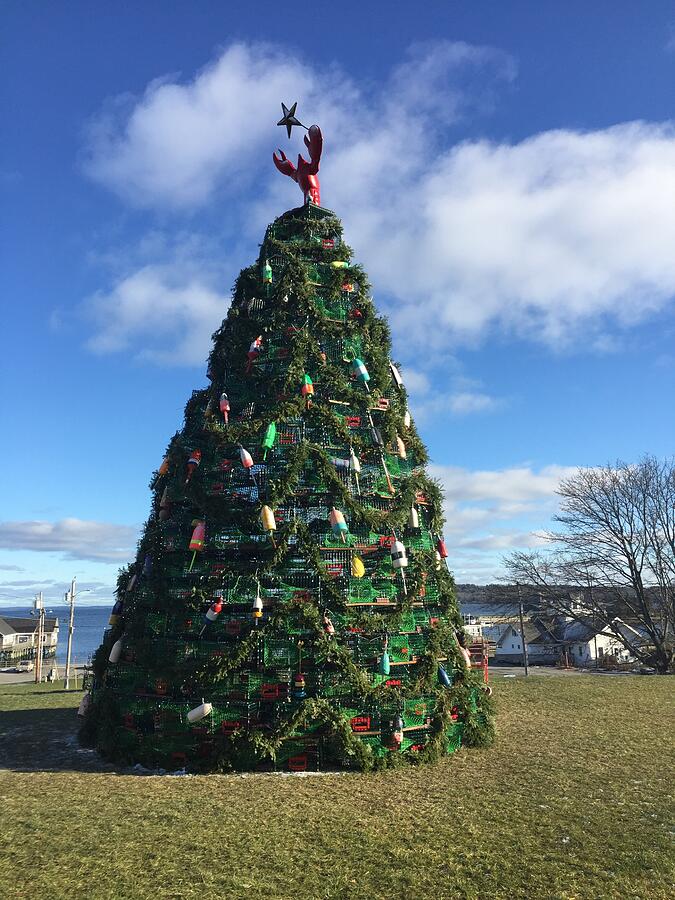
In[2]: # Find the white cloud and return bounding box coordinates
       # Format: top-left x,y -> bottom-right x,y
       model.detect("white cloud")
433,463 -> 578,503
0,519 -> 138,563
85,262 -> 230,365
82,41 -> 675,364
427,463 -> 580,581
82,44 -> 320,209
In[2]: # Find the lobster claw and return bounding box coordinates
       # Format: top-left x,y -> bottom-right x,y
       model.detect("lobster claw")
273,149 -> 297,179
303,125 -> 323,174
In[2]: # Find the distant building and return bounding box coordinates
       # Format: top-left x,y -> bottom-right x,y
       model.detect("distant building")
481,616 -> 637,667
0,616 -> 59,666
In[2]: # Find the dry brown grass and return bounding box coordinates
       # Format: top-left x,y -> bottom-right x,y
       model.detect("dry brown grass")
0,675 -> 673,899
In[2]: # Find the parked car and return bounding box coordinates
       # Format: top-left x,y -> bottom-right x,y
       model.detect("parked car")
14,660 -> 34,673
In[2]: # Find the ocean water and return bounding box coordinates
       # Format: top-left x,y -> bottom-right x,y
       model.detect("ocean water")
0,604 -> 111,666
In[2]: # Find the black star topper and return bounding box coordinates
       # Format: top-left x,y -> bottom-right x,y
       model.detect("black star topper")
277,101 -> 307,139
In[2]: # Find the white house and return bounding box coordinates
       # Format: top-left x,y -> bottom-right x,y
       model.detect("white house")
485,616 -> 638,667
0,616 -> 59,665
559,618 -> 637,666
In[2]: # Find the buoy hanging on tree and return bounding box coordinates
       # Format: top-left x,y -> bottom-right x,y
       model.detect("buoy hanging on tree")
318,343 -> 327,364
438,665 -> 452,688
292,672 -> 306,699
77,692 -> 91,718
436,537 -> 449,559
219,392 -> 230,424
390,363 -> 404,391
142,554 -> 153,576
185,449 -> 202,484
301,373 -> 314,408
391,538 -> 409,593
403,408 -> 411,429
109,599 -> 124,627
187,699 -> 213,724
158,456 -> 170,477
323,612 -> 335,636
126,573 -> 137,593
351,554 -> 366,578
367,413 -> 394,494
204,598 -> 223,624
351,358 -> 370,392
188,520 -> 206,572
434,550 -> 442,571
109,639 -> 123,664
246,335 -> 263,373
158,486 -> 171,522
379,645 -> 391,676
329,507 -> 348,543
262,259 -> 273,284
330,260 -> 349,269
262,422 -> 276,459
392,715 -> 404,749
396,435 -> 407,459
349,446 -> 361,494
260,505 -> 276,547
408,506 -> 419,529
252,589 -> 263,621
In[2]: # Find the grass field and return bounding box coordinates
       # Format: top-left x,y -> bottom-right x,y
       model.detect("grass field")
0,675 -> 673,900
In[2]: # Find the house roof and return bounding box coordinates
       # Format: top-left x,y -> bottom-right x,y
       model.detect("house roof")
0,616 -> 59,634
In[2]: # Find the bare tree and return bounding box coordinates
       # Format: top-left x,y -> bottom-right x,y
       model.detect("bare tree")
504,456 -> 675,674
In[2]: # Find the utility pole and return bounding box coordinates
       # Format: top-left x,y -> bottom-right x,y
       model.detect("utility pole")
64,576 -> 76,690
34,592 -> 45,683
517,584 -> 530,676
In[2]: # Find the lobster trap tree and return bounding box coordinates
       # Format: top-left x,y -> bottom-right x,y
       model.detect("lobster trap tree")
82,107 -> 493,772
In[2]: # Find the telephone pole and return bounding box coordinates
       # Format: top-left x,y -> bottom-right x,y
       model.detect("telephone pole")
64,577 -> 76,689
34,592 -> 45,683
517,584 -> 530,676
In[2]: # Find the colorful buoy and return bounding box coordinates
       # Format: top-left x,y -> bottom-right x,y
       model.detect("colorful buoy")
351,358 -> 370,391
188,520 -> 206,572
203,598 -> 223,624
329,507 -> 348,543
185,449 -> 201,483
351,555 -> 366,578
262,259 -> 273,283
261,505 -> 276,546
292,672 -> 306,700
246,335 -> 263,373
436,537 -> 449,559
379,650 -> 391,676
108,599 -> 124,627
262,422 -> 276,459
301,373 -> 314,407
219,392 -> 230,424
330,260 -> 349,269
391,540 -> 408,570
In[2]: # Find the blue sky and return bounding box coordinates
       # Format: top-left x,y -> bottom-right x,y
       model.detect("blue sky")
2,1 -> 674,605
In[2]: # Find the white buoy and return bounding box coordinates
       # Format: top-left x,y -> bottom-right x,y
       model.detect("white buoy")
187,700 -> 213,724
390,363 -> 404,390
391,540 -> 409,569
108,639 -> 123,664
77,693 -> 91,718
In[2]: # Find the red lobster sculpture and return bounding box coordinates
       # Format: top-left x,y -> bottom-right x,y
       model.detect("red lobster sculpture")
273,124 -> 323,206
